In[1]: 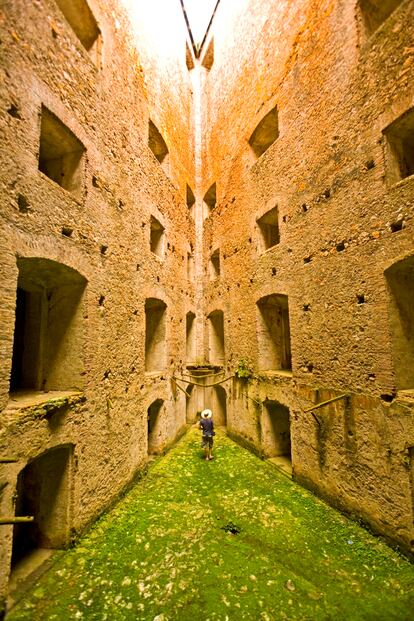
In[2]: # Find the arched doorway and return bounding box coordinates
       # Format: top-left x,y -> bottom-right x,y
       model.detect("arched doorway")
147,399 -> 164,454
12,445 -> 73,569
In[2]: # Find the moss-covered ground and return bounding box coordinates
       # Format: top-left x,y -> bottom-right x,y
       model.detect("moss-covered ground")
7,429 -> 414,620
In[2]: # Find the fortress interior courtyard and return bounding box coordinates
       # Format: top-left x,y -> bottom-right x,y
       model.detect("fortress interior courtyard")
1,0 -> 414,618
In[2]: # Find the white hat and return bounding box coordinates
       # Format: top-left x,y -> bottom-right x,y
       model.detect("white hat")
201,409 -> 212,419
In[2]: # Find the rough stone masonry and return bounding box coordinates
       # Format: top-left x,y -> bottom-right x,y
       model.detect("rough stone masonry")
0,0 -> 413,611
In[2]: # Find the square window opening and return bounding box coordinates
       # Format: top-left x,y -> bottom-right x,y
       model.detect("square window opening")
38,107 -> 85,198
257,207 -> 280,252
383,107 -> 414,184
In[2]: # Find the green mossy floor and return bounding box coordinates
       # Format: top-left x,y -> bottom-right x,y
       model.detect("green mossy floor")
7,428 -> 414,620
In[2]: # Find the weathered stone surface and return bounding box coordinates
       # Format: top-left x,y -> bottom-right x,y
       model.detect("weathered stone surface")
1,0 -> 414,611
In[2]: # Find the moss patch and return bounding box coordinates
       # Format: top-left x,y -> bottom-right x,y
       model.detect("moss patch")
7,429 -> 414,620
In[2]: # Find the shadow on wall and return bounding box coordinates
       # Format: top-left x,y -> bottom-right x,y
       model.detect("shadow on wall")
11,445 -> 74,569
10,257 -> 86,394
385,254 -> 414,391
147,399 -> 164,454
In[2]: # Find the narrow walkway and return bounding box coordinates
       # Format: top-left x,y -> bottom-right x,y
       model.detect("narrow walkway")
7,429 -> 414,620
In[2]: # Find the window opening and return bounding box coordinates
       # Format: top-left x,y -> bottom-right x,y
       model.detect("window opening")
203,182 -> 216,217
147,399 -> 164,454
201,37 -> 214,70
186,41 -> 195,70
55,0 -> 101,63
249,106 -> 279,159
148,120 -> 169,172
150,216 -> 165,258
257,294 -> 292,371
10,258 -> 86,394
385,256 -> 414,390
383,107 -> 414,184
208,310 -> 224,365
38,106 -> 85,199
257,207 -> 280,252
11,446 -> 73,569
186,184 -> 196,218
261,401 -> 291,460
359,0 -> 404,37
145,298 -> 167,372
186,311 -> 196,363
209,249 -> 220,279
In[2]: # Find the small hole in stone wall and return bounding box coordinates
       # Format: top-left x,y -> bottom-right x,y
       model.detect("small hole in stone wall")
336,242 -> 345,252
306,363 -> 314,373
303,303 -> 310,311
103,370 -> 110,380
272,267 -> 277,276
390,220 -> 403,232
8,104 -> 21,119
17,195 -> 30,213
323,189 -> 331,199
100,245 -> 108,255
136,264 -> 140,271
304,256 -> 311,264
368,373 -> 375,380
157,276 -> 160,283
249,237 -> 252,243
357,294 -> 365,304
99,295 -> 105,306
133,310 -> 138,316
302,203 -> 309,213
61,227 -> 73,237
365,158 -> 375,170
92,175 -> 99,187
380,393 -> 395,403
282,215 -> 288,223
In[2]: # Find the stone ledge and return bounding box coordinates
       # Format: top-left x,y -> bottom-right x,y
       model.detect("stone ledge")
2,391 -> 86,426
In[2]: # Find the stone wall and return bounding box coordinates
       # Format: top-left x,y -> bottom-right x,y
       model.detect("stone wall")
0,0 -> 195,606
201,0 -> 414,555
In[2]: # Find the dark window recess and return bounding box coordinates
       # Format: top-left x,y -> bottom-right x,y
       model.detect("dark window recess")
186,184 -> 195,217
359,0 -> 404,36
10,257 -> 86,394
210,250 -> 220,279
257,207 -> 280,252
257,294 -> 292,371
148,120 -> 169,165
203,183 -> 216,213
186,41 -> 195,70
383,107 -> 414,184
55,0 -> 101,61
249,106 -> 279,159
201,38 -> 214,70
38,106 -> 85,199
150,216 -> 165,258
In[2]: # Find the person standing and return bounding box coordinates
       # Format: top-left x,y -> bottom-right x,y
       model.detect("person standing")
199,409 -> 214,461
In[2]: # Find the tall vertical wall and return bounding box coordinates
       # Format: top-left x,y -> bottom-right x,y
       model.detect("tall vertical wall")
200,0 -> 414,554
0,0 -> 195,606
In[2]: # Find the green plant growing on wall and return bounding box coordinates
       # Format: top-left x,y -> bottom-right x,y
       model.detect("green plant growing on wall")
235,358 -> 254,381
